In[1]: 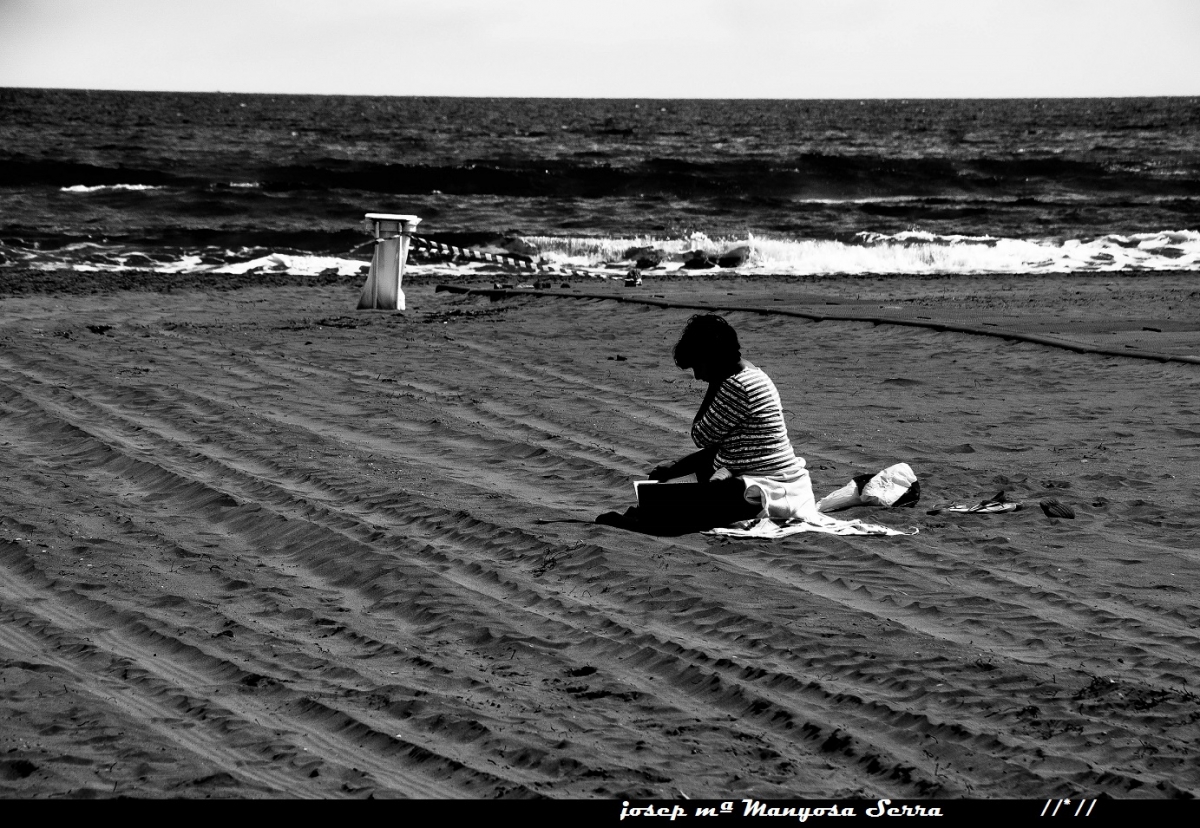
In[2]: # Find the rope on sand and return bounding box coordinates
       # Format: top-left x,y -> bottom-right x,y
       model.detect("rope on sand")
433,284 -> 1200,367
410,236 -> 629,282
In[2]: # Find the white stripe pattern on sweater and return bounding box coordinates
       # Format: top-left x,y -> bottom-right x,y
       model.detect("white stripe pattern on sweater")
691,366 -> 805,476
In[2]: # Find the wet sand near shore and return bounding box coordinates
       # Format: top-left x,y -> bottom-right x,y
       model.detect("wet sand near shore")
1,271 -> 1198,799
463,269 -> 1200,360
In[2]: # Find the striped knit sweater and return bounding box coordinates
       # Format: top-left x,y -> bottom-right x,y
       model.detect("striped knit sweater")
691,366 -> 806,477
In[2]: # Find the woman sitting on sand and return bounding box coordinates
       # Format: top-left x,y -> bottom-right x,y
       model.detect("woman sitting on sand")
599,314 -> 817,531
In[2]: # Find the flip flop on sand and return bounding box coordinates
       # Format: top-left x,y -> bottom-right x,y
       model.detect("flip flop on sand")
929,491 -> 1023,515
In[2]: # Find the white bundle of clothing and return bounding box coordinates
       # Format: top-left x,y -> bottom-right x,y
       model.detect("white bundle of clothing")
706,463 -> 919,538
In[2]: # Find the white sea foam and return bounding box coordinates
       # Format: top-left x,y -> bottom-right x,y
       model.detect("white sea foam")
525,231 -> 1200,275
3,232 -> 1196,279
59,184 -> 164,193
132,253 -> 367,276
211,253 -> 366,276
0,243 -> 368,276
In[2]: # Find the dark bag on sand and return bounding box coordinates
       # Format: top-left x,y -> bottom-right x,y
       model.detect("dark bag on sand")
636,479 -> 760,526
597,478 -> 760,534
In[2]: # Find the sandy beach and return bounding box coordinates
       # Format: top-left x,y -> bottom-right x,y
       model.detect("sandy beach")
1,268 -> 1198,799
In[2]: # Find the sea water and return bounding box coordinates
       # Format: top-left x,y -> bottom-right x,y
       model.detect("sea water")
1,89 -> 1198,276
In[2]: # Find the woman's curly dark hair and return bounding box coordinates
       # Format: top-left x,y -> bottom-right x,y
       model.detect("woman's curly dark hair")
672,313 -> 741,371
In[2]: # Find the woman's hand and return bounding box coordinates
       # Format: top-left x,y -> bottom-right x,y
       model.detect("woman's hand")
649,447 -> 718,482
648,463 -> 677,481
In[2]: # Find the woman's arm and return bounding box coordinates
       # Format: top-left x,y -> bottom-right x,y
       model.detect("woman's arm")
652,362 -> 751,481
695,376 -> 726,421
691,375 -> 749,449
648,446 -> 718,481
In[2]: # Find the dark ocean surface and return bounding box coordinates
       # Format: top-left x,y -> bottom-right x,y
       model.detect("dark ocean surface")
2,88 -> 1198,276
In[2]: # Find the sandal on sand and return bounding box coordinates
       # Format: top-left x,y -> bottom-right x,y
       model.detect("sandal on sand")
930,491 -> 1023,515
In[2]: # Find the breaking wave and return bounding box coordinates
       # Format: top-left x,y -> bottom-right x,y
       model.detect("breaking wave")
528,230 -> 1200,275
2,230 -> 1197,279
0,241 -> 369,277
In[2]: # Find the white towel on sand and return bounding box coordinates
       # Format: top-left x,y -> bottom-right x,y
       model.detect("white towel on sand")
705,515 -> 917,538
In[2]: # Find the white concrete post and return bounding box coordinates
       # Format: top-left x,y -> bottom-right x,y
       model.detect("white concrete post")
357,213 -> 421,310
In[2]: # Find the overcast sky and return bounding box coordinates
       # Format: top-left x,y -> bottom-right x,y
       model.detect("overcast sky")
1,0 -> 1197,98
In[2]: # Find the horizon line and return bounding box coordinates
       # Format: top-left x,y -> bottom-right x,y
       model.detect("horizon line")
4,85 -> 1199,102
